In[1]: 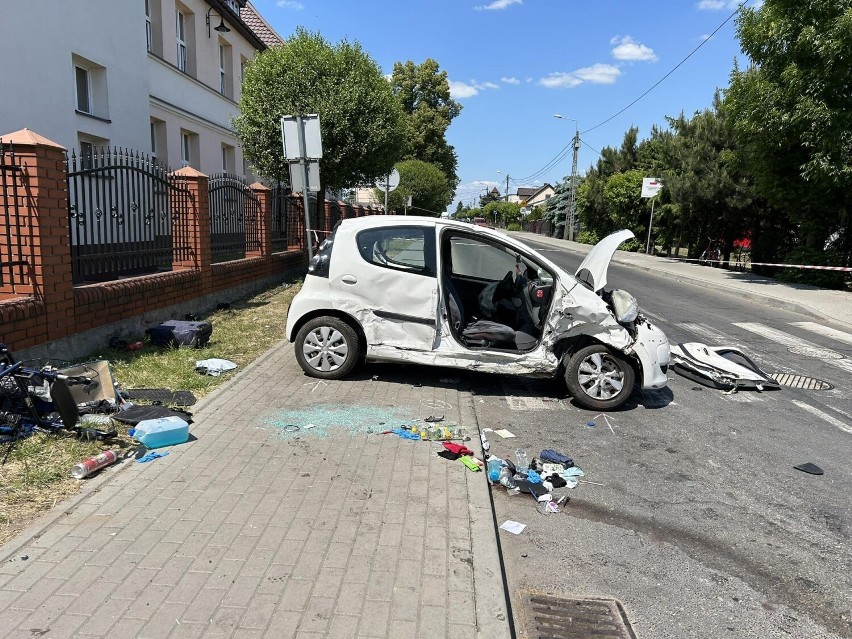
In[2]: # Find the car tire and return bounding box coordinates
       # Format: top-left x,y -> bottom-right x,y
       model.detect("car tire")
564,344 -> 635,411
294,316 -> 361,380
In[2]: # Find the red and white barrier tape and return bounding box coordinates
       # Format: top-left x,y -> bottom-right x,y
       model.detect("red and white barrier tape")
672,257 -> 852,272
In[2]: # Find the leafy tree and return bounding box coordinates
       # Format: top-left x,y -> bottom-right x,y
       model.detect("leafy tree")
726,0 -> 852,254
391,59 -> 462,195
372,160 -> 451,216
482,201 -> 522,228
604,170 -> 645,233
479,188 -> 502,207
234,28 -> 404,190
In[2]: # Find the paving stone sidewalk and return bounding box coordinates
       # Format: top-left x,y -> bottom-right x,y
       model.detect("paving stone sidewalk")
0,341 -> 511,639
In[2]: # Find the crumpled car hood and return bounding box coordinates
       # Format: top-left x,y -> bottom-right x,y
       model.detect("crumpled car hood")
575,229 -> 634,293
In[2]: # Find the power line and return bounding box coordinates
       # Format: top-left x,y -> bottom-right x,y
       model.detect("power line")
581,140 -> 601,157
507,0 -> 749,185
582,0 -> 750,134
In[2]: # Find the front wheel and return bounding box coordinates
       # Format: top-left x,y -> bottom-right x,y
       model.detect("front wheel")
564,344 -> 635,411
294,316 -> 361,380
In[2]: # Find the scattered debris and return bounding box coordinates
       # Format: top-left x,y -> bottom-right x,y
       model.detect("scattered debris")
493,429 -> 515,438
137,451 -> 170,464
459,456 -> 481,472
424,415 -> 444,423
195,358 -> 237,377
70,450 -> 120,479
499,520 -> 527,535
793,462 -> 823,475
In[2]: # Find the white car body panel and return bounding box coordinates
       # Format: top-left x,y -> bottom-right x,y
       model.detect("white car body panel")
286,217 -> 670,391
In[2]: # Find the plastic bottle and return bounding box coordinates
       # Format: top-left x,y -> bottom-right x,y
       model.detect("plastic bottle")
515,448 -> 529,473
131,416 -> 189,448
487,457 -> 504,483
498,466 -> 517,489
480,431 -> 490,453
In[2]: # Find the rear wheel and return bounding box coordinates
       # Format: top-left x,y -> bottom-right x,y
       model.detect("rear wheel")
294,316 -> 361,380
564,344 -> 635,411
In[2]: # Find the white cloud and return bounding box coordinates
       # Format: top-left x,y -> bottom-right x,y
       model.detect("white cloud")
539,63 -> 621,88
475,0 -> 522,10
277,0 -> 304,8
449,80 -> 499,99
501,76 -> 520,85
539,73 -> 583,89
610,36 -> 658,62
697,0 -> 740,9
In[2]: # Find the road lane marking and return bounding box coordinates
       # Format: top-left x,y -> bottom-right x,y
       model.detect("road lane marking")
790,322 -> 852,347
791,399 -> 852,435
734,322 -> 852,375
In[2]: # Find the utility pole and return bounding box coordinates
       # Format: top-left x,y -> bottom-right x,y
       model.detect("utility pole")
563,128 -> 580,242
505,174 -> 510,201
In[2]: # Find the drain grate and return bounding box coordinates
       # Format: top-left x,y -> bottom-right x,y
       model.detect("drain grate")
770,373 -> 833,390
523,592 -> 637,639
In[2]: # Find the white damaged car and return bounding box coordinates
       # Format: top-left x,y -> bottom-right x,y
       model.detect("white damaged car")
285,216 -> 670,411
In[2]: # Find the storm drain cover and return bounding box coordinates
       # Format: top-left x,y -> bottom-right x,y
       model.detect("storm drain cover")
522,592 -> 637,639
769,373 -> 833,390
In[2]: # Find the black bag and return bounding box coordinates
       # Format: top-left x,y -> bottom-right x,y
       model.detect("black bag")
146,320 -> 212,348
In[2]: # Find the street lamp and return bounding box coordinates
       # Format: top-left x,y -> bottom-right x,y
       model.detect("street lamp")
206,8 -> 231,38
554,115 -> 580,242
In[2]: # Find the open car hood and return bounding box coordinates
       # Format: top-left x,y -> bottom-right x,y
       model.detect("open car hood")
575,229 -> 634,293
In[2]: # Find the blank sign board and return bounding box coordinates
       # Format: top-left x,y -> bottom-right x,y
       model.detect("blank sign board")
281,114 -> 323,160
288,160 -> 321,192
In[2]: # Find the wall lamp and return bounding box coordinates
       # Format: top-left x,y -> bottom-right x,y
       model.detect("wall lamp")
206,8 -> 231,38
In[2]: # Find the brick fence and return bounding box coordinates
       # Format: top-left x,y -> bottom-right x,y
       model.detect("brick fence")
0,128 -> 381,358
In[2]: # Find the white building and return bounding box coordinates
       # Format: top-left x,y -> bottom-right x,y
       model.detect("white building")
0,0 -> 282,178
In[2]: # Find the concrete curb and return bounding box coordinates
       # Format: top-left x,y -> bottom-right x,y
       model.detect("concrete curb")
461,393 -> 515,639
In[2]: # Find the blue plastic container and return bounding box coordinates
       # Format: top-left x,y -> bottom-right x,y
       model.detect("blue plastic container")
131,416 -> 189,448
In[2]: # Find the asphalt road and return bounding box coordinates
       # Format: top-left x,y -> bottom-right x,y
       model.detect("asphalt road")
473,239 -> 852,639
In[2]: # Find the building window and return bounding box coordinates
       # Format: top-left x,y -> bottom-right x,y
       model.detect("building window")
73,55 -> 108,119
79,140 -> 94,170
219,45 -> 226,94
75,66 -> 91,113
222,145 -> 235,173
181,132 -> 191,165
150,122 -> 157,157
145,0 -> 152,52
176,10 -> 187,72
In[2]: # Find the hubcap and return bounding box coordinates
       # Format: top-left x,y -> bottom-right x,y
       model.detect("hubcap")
303,326 -> 348,372
577,352 -> 624,400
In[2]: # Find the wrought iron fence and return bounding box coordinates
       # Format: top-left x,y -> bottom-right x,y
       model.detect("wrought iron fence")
208,173 -> 259,263
270,183 -> 301,252
0,142 -> 28,294
66,147 -> 187,283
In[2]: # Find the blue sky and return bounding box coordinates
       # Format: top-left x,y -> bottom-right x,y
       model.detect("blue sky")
251,0 -> 754,213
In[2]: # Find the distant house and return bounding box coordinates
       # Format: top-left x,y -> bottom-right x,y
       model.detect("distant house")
506,183 -> 554,209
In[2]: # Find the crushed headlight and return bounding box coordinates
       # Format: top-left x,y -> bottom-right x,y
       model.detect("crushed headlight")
610,289 -> 639,324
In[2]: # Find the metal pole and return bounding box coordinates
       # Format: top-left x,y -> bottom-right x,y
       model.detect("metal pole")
296,115 -> 313,260
384,173 -> 389,215
645,196 -> 656,255
563,128 -> 580,241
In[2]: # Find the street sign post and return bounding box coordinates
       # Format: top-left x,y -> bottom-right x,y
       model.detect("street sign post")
281,114 -> 323,259
375,168 -> 400,214
641,177 -> 663,255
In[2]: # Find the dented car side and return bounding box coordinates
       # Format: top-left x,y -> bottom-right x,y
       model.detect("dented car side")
285,216 -> 670,411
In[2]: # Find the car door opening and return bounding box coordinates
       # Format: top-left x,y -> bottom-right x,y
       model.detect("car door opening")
441,232 -> 554,353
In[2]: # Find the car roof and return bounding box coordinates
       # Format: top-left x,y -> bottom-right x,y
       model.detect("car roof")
339,215 -> 501,237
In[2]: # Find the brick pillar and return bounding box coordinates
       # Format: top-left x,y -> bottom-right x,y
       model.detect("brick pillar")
1,129 -> 74,340
249,182 -> 271,258
170,166 -> 212,291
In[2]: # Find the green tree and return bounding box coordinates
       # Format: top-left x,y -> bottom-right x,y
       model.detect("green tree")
604,170 -> 645,234
479,188 -> 502,207
372,160 -> 451,216
726,0 -> 852,254
234,28 -> 404,190
391,59 -> 462,195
